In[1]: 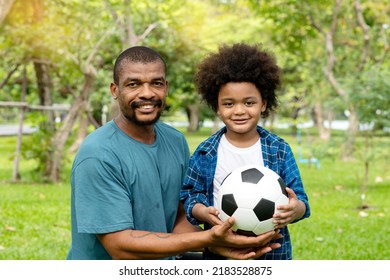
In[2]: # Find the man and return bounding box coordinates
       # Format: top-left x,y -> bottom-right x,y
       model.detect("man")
67,46 -> 281,260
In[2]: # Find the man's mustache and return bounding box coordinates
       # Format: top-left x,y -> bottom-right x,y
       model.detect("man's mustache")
131,99 -> 163,109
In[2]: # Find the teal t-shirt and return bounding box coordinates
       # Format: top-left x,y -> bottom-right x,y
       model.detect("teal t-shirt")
67,120 -> 189,259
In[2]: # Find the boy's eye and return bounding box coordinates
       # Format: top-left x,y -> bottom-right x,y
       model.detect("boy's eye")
223,102 -> 234,107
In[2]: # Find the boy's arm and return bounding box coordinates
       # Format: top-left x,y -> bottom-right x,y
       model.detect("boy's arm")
192,203 -> 222,226
180,157 -> 210,225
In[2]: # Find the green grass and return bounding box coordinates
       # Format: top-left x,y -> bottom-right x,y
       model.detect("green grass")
0,127 -> 389,260
291,162 -> 389,259
0,182 -> 70,260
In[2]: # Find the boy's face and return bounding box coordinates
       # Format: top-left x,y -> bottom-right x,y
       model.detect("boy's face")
217,82 -> 266,143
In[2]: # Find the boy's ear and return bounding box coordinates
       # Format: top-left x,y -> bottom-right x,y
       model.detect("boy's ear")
261,101 -> 267,112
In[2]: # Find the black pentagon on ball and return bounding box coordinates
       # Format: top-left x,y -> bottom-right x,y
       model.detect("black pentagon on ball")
221,194 -> 238,216
253,198 -> 275,221
241,168 -> 264,184
278,177 -> 288,197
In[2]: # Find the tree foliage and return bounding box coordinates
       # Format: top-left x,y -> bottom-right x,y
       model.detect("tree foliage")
1,0 -> 389,182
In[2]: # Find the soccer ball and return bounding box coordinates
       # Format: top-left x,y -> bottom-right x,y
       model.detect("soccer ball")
217,165 -> 289,236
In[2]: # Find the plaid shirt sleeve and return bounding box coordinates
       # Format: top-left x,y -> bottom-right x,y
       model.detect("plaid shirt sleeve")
180,153 -> 209,225
180,133 -> 220,226
259,127 -> 310,260
280,143 -> 310,221
261,128 -> 310,221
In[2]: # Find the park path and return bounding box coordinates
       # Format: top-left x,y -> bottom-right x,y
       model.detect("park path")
0,124 -> 37,136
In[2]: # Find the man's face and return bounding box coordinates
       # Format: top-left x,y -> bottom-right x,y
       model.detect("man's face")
111,61 -> 168,126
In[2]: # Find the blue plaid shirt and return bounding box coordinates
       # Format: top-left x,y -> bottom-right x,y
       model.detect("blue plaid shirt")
180,126 -> 310,260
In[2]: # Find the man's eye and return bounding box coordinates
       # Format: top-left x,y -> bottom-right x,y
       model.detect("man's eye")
153,81 -> 164,87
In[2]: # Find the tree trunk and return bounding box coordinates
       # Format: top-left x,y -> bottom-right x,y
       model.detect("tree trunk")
262,111 -> 276,130
33,60 -> 55,131
211,115 -> 221,135
360,131 -> 370,208
68,102 -> 89,153
12,65 -> 27,182
312,102 -> 331,141
48,72 -> 95,183
0,0 -> 15,25
343,106 -> 359,160
186,104 -> 200,133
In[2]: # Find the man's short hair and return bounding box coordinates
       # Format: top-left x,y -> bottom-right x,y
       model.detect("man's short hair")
113,46 -> 166,84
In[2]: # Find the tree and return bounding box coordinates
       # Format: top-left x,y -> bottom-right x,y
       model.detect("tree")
3,0 -> 387,183
2,0 -> 64,181
350,65 -> 390,208
247,0 -> 326,135
101,0 -> 159,124
0,0 -> 15,25
2,0 -> 195,182
1,0 -> 114,182
249,0 -> 390,158
164,0 -> 273,132
308,0 -> 389,159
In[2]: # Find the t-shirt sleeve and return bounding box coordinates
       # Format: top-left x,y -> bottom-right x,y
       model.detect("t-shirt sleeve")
73,157 -> 134,234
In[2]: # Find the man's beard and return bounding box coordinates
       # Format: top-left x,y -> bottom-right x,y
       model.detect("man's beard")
125,111 -> 162,126
124,99 -> 164,126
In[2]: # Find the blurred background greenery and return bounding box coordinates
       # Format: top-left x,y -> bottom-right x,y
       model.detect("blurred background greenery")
0,0 -> 389,260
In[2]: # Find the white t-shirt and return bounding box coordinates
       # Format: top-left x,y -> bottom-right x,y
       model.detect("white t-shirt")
213,134 -> 264,208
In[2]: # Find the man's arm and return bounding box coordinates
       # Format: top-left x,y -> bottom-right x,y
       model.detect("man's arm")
172,203 -> 203,234
97,227 -> 208,260
97,218 -> 280,260
97,204 -> 281,260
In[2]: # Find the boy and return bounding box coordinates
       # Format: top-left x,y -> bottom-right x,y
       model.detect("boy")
180,43 -> 310,260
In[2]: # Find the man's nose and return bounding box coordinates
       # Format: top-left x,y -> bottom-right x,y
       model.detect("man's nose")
139,83 -> 155,98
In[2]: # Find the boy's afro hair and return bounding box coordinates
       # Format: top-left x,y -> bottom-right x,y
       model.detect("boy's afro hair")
194,43 -> 280,118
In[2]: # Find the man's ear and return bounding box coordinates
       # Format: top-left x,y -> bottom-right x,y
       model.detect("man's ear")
110,82 -> 118,100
